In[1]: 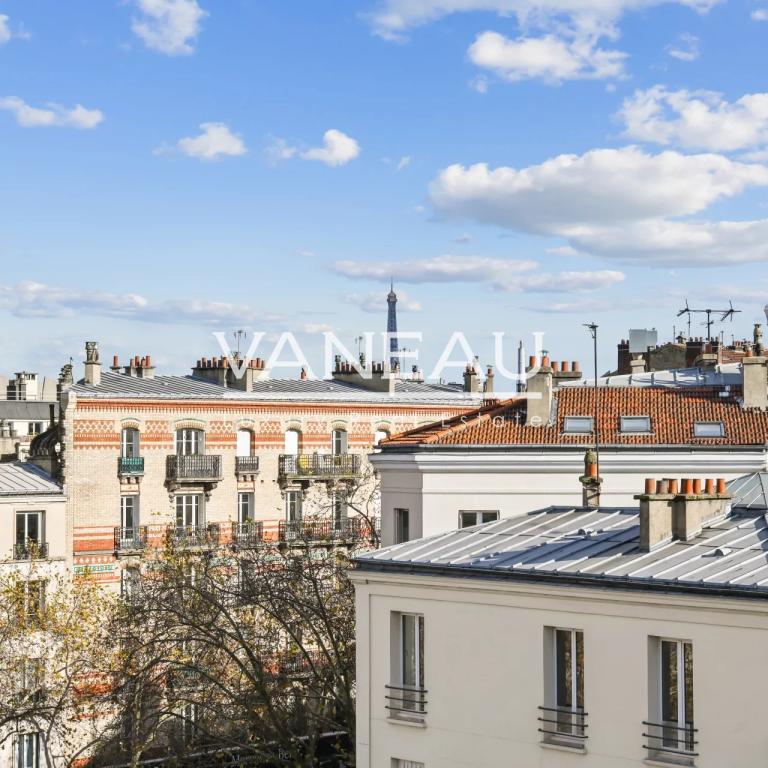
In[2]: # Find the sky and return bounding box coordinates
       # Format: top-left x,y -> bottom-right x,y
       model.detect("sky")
1,0 -> 768,384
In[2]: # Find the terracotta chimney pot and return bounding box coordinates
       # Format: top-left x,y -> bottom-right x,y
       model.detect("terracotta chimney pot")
692,479 -> 702,494
561,361 -> 570,372
644,478 -> 655,494
681,478 -> 693,495
716,478 -> 726,494
551,361 -> 560,372
705,478 -> 715,494
668,479 -> 679,494
572,361 -> 580,372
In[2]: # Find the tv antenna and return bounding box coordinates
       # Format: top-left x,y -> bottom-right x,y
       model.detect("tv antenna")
676,300 -> 740,342
233,329 -> 246,357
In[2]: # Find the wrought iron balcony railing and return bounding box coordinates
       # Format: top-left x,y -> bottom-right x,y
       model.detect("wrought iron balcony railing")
385,684 -> 427,719
538,705 -> 588,745
278,516 -> 375,543
118,456 -> 144,476
114,526 -> 148,552
235,456 -> 260,474
276,648 -> 326,676
14,541 -> 49,560
642,721 -> 698,763
278,453 -> 361,481
232,520 -> 264,546
167,523 -> 221,547
166,454 -> 222,483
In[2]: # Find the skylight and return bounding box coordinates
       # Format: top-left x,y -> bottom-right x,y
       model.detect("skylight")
620,416 -> 652,433
563,416 -> 593,433
693,421 -> 725,438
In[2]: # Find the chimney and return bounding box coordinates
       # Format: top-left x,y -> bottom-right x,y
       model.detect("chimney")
300,367 -> 307,381
742,355 -> 768,409
672,477 -> 731,541
754,323 -> 764,356
552,359 -> 583,387
484,365 -> 494,395
525,356 -> 553,425
463,359 -> 482,393
629,355 -> 646,374
136,354 -> 155,380
579,449 -> 602,508
636,478 -> 675,551
83,341 -> 101,386
110,355 -> 121,373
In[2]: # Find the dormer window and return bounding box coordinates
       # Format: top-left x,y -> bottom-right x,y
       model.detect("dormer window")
563,416 -> 593,434
620,416 -> 651,434
693,421 -> 725,438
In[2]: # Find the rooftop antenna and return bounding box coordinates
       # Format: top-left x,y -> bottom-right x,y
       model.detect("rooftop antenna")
583,323 -> 600,480
677,300 -> 740,342
233,329 -> 246,358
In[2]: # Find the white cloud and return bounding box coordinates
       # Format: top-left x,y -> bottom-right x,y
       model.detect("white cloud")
167,122 -> 246,160
0,14 -> 11,44
0,281 -> 286,326
300,129 -> 360,167
506,269 -> 625,292
396,155 -> 412,171
132,0 -> 207,55
429,147 -> 768,232
526,296 -> 659,313
265,137 -> 298,165
666,32 -> 699,61
296,249 -> 315,258
468,29 -> 626,83
619,86 -> 768,152
470,74 -> 489,93
0,97 -> 103,128
751,8 -> 768,20
546,245 -> 580,256
347,290 -> 422,312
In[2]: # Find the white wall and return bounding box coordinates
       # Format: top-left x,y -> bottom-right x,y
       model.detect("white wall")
353,571 -> 768,768
373,448 -> 768,545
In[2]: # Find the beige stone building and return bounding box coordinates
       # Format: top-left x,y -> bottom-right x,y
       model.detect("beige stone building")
45,343 -> 482,590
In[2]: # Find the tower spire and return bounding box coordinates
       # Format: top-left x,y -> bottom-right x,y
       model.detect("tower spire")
387,280 -> 398,372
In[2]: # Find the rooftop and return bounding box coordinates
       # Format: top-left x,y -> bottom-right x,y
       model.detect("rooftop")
71,372 -> 481,406
563,363 -> 742,389
355,474 -> 768,599
0,401 -> 58,421
382,385 -> 768,448
0,461 -> 62,495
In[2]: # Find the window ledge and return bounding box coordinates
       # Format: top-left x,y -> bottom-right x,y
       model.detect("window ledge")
643,757 -> 695,768
540,740 -> 586,755
388,716 -> 426,729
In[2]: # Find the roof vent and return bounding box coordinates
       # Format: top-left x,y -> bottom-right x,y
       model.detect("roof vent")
577,527 -> 593,537
711,547 -> 730,557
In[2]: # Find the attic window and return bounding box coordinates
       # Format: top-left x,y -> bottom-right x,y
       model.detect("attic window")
563,416 -> 593,434
619,416 -> 651,433
693,421 -> 725,438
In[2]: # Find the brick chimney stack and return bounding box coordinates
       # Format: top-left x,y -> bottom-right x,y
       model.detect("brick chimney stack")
579,448 -> 602,508
83,341 -> 101,386
462,359 -> 482,394
742,354 -> 768,410
525,355 -> 553,425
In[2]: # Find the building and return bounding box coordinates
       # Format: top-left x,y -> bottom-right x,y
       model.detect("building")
352,473 -> 768,768
43,342 -> 482,590
0,373 -> 58,461
372,352 -> 768,546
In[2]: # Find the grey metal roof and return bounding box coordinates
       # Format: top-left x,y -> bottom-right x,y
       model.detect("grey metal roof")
728,473 -> 768,511
357,495 -> 768,598
0,401 -> 58,421
562,363 -> 742,389
71,372 -> 480,406
0,462 -> 62,495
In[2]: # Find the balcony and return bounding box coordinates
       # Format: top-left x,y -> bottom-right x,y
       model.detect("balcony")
165,455 -> 222,495
231,520 -> 264,547
118,456 -> 144,476
277,516 -> 376,544
114,526 -> 148,553
275,648 -> 325,677
167,523 -> 221,548
385,684 -> 427,721
235,456 -> 260,478
538,705 -> 588,748
278,453 -> 362,484
14,541 -> 49,560
643,721 -> 698,765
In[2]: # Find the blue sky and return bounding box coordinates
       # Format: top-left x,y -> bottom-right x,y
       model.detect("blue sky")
1,0 -> 767,382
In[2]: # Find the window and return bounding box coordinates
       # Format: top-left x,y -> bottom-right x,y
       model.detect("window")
563,416 -> 593,434
121,496 -> 138,532
19,659 -> 43,700
236,428 -> 252,457
620,415 -> 652,433
459,510 -> 499,528
121,427 -> 140,457
15,733 -> 40,768
693,421 -> 725,438
175,428 -> 203,456
332,492 -> 347,531
332,428 -> 348,455
176,495 -> 201,529
27,422 -> 43,436
15,511 -> 44,558
182,702 -> 198,745
374,429 -> 390,446
394,508 -> 409,544
284,428 -> 300,455
238,492 -> 253,524
19,581 -> 45,627
647,638 -> 695,761
392,761 -> 424,768
542,628 -> 586,745
388,613 -> 425,719
285,490 -> 302,522
121,568 -> 141,601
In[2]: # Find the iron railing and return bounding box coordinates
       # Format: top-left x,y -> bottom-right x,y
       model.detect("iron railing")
278,453 -> 361,481
168,523 -> 221,547
166,455 -> 222,482
13,541 -> 49,560
643,721 -> 698,761
114,526 -> 148,551
118,456 -> 145,476
232,520 -> 264,546
385,684 -> 427,718
278,517 -> 375,543
235,456 -> 260,474
538,705 -> 588,744
277,648 -> 326,676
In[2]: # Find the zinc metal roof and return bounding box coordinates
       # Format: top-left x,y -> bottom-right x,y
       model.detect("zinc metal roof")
356,494 -> 768,597
728,473 -> 768,511
0,461 -> 62,495
71,372 -> 479,406
563,363 -> 742,389
0,401 -> 58,421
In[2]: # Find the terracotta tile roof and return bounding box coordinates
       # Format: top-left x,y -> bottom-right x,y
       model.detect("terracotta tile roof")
384,386 -> 768,447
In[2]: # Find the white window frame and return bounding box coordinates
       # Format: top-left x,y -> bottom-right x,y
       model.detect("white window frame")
693,421 -> 725,438
15,732 -> 40,768
236,428 -> 252,457
620,415 -> 652,434
389,612 -> 425,720
120,496 -> 138,531
175,428 -> 204,456
458,510 -> 499,528
238,492 -> 253,524
394,508 -> 410,544
332,428 -> 348,456
16,511 -> 43,547
175,495 -> 201,529
285,490 -> 302,522
121,427 -> 140,458
563,416 -> 593,434
374,429 -> 390,446
284,429 -> 300,456
543,626 -> 585,745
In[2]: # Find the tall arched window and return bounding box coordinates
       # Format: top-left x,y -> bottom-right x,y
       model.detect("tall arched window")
236,428 -> 252,457
121,427 -> 140,457
332,428 -> 348,456
284,429 -> 300,456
